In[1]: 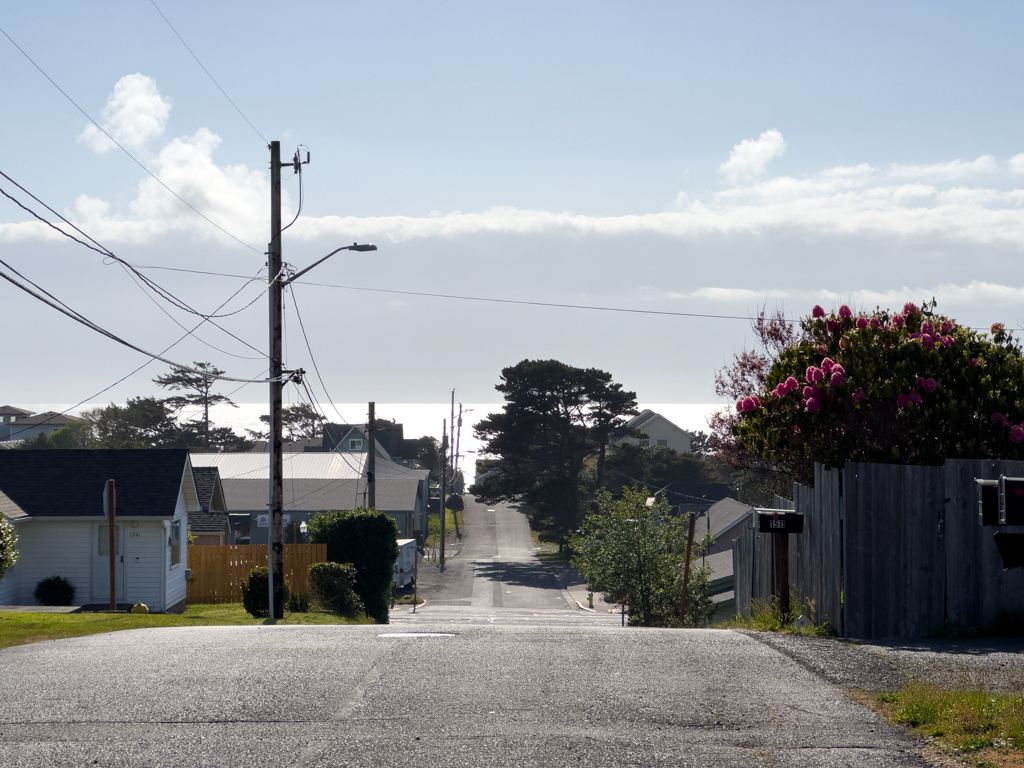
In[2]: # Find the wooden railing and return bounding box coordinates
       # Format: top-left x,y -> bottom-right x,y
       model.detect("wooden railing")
186,544 -> 327,604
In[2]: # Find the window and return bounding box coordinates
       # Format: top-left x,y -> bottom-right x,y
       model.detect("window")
170,520 -> 181,566
638,438 -> 650,447
98,525 -> 120,556
657,439 -> 668,447
349,439 -> 364,451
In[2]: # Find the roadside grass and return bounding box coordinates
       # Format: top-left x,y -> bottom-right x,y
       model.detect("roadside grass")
714,596 -> 835,636
424,509 -> 464,548
0,603 -> 370,650
872,681 -> 1024,767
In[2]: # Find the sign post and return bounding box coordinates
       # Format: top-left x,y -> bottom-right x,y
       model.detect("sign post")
103,479 -> 116,611
757,509 -> 804,619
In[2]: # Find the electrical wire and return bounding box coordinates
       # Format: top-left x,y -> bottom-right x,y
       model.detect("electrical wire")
148,0 -> 268,146
0,24 -> 262,254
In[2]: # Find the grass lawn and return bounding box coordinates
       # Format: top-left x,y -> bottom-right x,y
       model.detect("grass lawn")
424,509 -> 464,547
869,681 -> 1024,768
0,603 -> 370,650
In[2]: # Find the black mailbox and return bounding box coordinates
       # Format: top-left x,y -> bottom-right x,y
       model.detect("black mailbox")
976,479 -> 999,526
993,532 -> 1024,570
998,476 -> 1024,525
757,510 -> 804,534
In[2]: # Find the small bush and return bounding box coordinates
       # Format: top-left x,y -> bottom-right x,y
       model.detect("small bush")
308,562 -> 364,618
286,592 -> 310,613
34,575 -> 76,606
0,515 -> 18,581
241,566 -> 290,618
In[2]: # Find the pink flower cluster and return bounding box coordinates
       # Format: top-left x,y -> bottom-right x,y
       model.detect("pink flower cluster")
812,305 -> 826,318
736,395 -> 761,413
897,391 -> 923,409
770,376 -> 800,399
903,302 -> 919,315
915,376 -> 937,393
806,366 -> 825,383
940,321 -> 953,334
1012,425 -> 1024,443
992,412 -> 1007,426
852,387 -> 866,404
990,412 -> 1024,443
856,317 -> 868,329
892,313 -> 906,328
839,304 -> 853,319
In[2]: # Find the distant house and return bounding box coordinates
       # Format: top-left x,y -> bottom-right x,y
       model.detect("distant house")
189,466 -> 231,545
0,408 -> 79,442
697,497 -> 757,621
0,449 -> 197,612
190,452 -> 430,541
615,410 -> 693,453
660,482 -> 732,517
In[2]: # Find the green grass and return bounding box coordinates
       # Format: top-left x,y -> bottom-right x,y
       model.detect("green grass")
714,596 -> 835,636
424,509 -> 464,547
875,681 -> 1024,761
0,603 -> 371,650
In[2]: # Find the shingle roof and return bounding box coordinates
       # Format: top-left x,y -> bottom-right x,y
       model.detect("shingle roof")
703,497 -> 755,538
191,467 -> 222,513
9,411 -> 78,426
0,449 -> 190,518
0,405 -> 33,418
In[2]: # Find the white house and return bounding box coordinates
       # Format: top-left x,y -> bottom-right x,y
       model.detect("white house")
0,449 -> 197,612
615,409 -> 694,453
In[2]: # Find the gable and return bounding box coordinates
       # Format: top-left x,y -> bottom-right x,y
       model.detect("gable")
0,449 -> 190,518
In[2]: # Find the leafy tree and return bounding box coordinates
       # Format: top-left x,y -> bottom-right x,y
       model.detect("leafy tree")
470,359 -> 637,545
307,508 -> 399,624
250,403 -> 323,442
602,444 -> 713,495
83,397 -> 181,449
155,361 -> 237,449
717,300 -> 1024,484
570,487 -> 713,627
0,515 -> 18,581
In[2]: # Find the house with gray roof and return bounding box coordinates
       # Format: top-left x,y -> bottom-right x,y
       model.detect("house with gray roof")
0,408 -> 78,442
615,409 -> 694,454
0,449 -> 198,612
189,466 -> 231,545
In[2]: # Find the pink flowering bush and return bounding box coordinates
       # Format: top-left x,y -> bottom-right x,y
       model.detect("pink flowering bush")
714,298 -> 1024,483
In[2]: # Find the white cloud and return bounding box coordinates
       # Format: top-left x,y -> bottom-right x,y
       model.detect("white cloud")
888,155 -> 996,180
718,129 -> 786,181
669,281 -> 1024,308
1011,154 -> 1024,174
78,73 -> 171,153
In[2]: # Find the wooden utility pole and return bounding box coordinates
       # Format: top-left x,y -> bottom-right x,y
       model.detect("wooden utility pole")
439,418 -> 447,570
367,401 -> 376,509
105,479 -> 116,611
678,511 -> 696,625
449,391 -> 460,538
267,140 -> 285,620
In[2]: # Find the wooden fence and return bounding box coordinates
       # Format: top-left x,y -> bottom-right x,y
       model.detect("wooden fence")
186,544 -> 328,604
733,459 -> 1024,639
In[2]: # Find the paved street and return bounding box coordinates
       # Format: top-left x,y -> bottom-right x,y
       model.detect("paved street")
0,500 -> 939,767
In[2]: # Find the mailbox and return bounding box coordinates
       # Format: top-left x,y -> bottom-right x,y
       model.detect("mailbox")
757,510 -> 804,534
976,479 -> 999,526
993,532 -> 1024,570
998,476 -> 1024,526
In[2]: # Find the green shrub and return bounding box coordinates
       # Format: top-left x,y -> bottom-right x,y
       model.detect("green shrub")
0,516 -> 18,581
286,592 -> 310,613
241,566 -> 290,618
308,562 -> 364,618
34,575 -> 76,606
307,508 -> 399,623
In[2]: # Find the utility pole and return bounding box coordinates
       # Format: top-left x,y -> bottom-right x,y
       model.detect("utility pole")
367,401 -> 376,509
439,418 -> 446,571
449,390 -> 460,538
267,141 -> 286,620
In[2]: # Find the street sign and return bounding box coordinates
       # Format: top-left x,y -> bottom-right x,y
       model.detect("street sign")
257,514 -> 269,528
757,510 -> 804,534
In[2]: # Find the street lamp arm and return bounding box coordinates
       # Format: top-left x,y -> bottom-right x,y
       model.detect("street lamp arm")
283,242 -> 376,285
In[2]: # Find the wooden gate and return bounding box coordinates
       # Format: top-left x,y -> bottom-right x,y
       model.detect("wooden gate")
186,544 -> 327,604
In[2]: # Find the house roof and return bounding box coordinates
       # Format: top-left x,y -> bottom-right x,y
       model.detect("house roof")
623,409 -> 691,437
0,488 -> 28,520
0,405 -> 33,418
188,511 -> 229,534
190,452 -> 425,481
0,449 -> 193,518
192,466 -> 227,514
702,497 -> 756,538
220,476 -> 424,514
8,411 -> 79,427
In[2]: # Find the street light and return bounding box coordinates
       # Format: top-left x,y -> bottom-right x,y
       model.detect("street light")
284,242 -> 377,286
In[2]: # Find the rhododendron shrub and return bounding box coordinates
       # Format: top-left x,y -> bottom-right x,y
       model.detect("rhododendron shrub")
714,301 -> 1024,484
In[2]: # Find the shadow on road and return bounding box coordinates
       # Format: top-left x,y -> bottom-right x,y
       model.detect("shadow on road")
472,560 -> 561,590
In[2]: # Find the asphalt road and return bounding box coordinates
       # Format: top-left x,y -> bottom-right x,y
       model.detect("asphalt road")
0,500 -> 939,767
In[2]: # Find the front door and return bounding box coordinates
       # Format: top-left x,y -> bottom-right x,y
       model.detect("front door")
92,523 -> 125,603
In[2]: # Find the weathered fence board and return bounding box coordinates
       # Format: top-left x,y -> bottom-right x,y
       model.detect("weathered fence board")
186,544 -> 327,604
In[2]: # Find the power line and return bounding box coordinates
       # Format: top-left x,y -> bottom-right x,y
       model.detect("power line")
0,24 -> 262,254
148,0 -> 268,146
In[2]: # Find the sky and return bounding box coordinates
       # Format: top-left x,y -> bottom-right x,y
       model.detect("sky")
2,2 -> 1024,435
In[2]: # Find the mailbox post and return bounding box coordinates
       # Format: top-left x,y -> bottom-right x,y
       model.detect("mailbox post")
976,477 -> 1024,569
757,509 -> 804,618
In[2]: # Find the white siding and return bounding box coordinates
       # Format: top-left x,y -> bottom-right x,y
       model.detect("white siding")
123,520 -> 167,611
14,520 -> 93,606
163,488 -> 189,611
